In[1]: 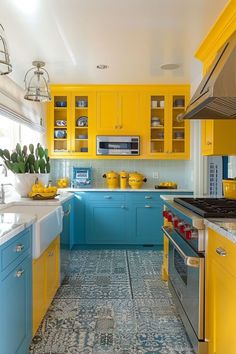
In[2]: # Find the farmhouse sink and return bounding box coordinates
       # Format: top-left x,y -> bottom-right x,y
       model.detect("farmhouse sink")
1,204 -> 63,259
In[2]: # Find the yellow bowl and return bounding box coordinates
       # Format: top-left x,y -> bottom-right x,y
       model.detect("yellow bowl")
223,179 -> 236,199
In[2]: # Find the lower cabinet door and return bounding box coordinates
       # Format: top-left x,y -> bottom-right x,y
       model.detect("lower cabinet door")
45,237 -> 60,309
33,253 -> 46,336
0,256 -> 32,354
132,203 -> 163,244
207,257 -> 236,354
86,203 -> 129,243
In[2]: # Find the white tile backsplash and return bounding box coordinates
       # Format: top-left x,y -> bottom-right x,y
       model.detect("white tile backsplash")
50,159 -> 193,189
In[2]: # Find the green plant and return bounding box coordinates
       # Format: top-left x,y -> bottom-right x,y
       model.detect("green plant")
0,143 -> 50,174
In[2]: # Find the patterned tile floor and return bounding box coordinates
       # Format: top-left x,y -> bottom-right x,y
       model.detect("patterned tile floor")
30,249 -> 194,354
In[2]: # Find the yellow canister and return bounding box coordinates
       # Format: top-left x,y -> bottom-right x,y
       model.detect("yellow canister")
128,172 -> 147,189
223,179 -> 236,199
103,171 -> 119,189
119,171 -> 129,189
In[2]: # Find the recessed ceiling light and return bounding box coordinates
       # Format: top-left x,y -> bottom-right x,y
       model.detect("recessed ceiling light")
160,63 -> 180,70
96,64 -> 109,69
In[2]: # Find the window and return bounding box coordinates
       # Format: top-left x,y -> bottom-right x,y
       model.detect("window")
0,114 -> 45,151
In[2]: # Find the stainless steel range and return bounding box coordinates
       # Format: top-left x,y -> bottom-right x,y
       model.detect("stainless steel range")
162,197 -> 236,354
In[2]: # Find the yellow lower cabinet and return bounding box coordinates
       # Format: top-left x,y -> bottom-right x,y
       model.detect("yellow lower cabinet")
33,236 -> 60,336
161,235 -> 169,281
32,253 -> 46,336
45,237 -> 60,309
206,228 -> 236,354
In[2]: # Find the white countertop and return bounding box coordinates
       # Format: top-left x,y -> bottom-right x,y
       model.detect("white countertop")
59,188 -> 193,193
0,212 -> 36,246
205,219 -> 236,243
0,193 -> 73,247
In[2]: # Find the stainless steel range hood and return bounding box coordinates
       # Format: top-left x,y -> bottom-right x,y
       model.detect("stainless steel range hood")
181,31 -> 236,120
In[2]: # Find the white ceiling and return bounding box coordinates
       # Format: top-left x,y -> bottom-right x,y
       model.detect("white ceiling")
0,0 -> 228,86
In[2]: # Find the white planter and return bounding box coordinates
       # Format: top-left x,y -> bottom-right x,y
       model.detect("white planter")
14,173 -> 50,197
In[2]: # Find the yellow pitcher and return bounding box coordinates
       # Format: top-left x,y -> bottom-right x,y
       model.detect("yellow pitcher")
103,171 -> 119,189
119,171 -> 129,189
128,172 -> 147,189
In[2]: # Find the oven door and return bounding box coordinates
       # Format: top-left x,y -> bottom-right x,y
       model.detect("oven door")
162,226 -> 204,340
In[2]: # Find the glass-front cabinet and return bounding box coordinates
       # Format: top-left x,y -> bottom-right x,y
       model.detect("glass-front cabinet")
51,93 -> 71,156
148,89 -> 190,159
48,90 -> 95,158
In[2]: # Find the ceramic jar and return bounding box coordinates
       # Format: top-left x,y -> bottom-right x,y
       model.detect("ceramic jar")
103,171 -> 119,189
128,172 -> 147,189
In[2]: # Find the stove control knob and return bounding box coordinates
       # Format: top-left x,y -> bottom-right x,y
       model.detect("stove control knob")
173,217 -> 179,228
178,223 -> 185,233
167,212 -> 173,222
163,210 -> 168,219
185,229 -> 192,240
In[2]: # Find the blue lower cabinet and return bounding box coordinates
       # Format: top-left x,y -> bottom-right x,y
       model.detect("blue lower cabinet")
86,202 -> 130,244
61,198 -> 74,248
74,191 -> 193,246
131,203 -> 163,244
0,254 -> 32,354
0,227 -> 32,354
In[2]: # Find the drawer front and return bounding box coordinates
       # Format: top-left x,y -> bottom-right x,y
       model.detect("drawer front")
130,192 -> 161,202
208,228 -> 236,276
1,229 -> 31,273
86,192 -> 125,203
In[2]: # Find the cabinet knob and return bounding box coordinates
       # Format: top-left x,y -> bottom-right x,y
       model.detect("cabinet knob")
206,141 -> 212,145
145,195 -> 152,199
216,247 -> 227,256
15,244 -> 24,252
63,205 -> 71,217
121,205 -> 126,209
115,125 -> 118,129
104,195 -> 112,199
145,205 -> 152,208
16,269 -> 25,278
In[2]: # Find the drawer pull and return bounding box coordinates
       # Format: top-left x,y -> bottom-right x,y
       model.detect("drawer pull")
145,196 -> 152,199
104,196 -> 112,199
121,205 -> 126,209
145,205 -> 152,208
15,244 -> 24,252
216,247 -> 227,257
49,251 -> 54,257
64,205 -> 71,217
16,269 -> 25,278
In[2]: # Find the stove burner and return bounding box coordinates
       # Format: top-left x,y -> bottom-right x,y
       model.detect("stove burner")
174,198 -> 236,218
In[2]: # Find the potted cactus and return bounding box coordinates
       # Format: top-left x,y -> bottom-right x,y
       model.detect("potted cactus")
0,143 -> 50,197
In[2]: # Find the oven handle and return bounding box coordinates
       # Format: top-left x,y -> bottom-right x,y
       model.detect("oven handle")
162,226 -> 200,268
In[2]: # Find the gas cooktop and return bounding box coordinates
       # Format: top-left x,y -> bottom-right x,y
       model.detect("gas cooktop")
174,198 -> 236,218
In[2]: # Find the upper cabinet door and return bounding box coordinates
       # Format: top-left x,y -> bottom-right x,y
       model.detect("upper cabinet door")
96,92 -> 118,132
118,92 -> 141,132
48,92 -> 72,157
96,91 -> 141,134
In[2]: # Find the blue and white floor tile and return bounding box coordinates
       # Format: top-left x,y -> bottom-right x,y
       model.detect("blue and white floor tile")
30,249 -> 194,354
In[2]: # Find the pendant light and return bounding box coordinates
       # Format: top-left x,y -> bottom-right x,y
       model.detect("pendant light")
0,24 -> 12,75
24,61 -> 51,102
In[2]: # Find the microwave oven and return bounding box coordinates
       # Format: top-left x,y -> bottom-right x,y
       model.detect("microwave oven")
96,136 -> 140,156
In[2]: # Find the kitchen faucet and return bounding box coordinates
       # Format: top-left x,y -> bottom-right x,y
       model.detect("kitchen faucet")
0,183 -> 13,204
0,163 -> 12,204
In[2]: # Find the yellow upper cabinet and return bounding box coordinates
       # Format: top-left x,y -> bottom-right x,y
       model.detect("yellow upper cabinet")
48,87 -> 96,158
96,90 -> 141,133
144,86 -> 190,159
195,1 -> 236,156
206,227 -> 236,354
47,85 -> 190,159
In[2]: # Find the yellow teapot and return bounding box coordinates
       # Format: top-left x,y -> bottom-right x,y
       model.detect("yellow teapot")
103,171 -> 119,189
128,172 -> 147,189
119,170 -> 129,189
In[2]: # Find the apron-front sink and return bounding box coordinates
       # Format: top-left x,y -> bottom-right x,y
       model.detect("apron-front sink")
1,204 -> 63,259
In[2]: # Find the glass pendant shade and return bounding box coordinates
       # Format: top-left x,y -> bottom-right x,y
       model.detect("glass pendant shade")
0,24 -> 12,75
24,61 -> 51,102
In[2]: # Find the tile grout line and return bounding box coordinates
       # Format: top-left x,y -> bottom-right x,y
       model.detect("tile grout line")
125,250 -> 134,300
